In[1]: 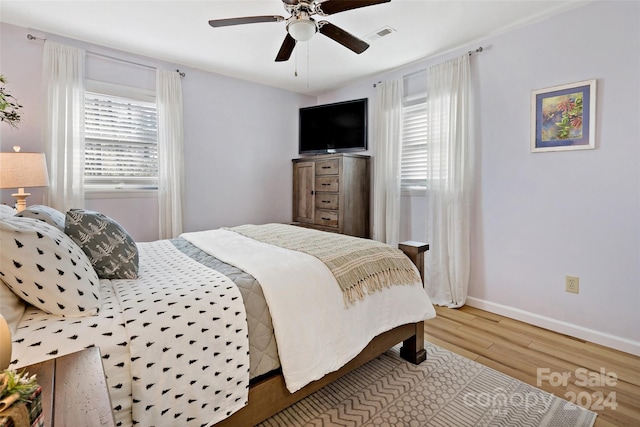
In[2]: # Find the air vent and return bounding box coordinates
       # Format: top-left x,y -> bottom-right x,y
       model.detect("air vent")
364,26 -> 396,43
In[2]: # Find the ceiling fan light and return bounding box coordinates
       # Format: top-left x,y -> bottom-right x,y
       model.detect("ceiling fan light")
288,19 -> 317,41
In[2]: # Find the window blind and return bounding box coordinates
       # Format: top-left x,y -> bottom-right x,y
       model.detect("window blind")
400,96 -> 449,191
84,91 -> 158,190
401,101 -> 428,190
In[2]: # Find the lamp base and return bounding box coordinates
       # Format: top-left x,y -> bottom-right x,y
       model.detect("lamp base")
0,314 -> 11,371
11,188 -> 30,213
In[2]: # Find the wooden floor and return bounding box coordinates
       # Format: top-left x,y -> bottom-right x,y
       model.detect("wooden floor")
423,305 -> 640,427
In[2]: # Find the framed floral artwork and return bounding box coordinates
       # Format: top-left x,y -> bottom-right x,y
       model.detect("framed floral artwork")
531,79 -> 596,152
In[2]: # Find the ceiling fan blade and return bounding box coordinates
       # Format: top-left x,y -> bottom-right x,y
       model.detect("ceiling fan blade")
275,33 -> 297,62
208,16 -> 284,28
282,0 -> 300,4
316,0 -> 391,15
318,21 -> 369,54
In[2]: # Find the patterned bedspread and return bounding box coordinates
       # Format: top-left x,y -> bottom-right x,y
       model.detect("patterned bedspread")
170,238 -> 280,380
10,240 -> 251,427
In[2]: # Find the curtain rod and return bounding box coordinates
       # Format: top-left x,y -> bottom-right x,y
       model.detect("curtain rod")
27,33 -> 185,77
373,46 -> 483,88
87,51 -> 157,72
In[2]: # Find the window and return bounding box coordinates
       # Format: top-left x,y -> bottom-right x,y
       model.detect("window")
400,95 -> 449,192
84,81 -> 158,191
400,98 -> 428,191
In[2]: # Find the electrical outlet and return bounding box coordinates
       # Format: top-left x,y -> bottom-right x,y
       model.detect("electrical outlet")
566,276 -> 579,294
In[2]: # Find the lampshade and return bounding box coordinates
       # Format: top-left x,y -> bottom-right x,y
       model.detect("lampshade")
0,151 -> 49,212
287,18 -> 317,41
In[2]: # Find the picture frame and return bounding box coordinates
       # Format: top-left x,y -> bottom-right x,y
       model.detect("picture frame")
530,79 -> 596,152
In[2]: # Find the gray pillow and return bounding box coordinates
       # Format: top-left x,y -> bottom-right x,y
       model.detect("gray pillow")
16,205 -> 66,231
65,209 -> 139,279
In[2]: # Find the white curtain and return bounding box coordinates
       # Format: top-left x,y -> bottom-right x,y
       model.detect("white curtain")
43,41 -> 85,212
424,54 -> 472,307
372,79 -> 403,246
156,69 -> 185,239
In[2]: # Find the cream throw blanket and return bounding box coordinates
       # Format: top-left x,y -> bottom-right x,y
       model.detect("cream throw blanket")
229,224 -> 422,305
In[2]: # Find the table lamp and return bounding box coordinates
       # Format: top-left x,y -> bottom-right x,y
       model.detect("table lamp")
0,314 -> 10,371
0,147 -> 49,212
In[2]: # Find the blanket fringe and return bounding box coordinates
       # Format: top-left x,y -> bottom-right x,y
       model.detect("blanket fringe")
343,269 -> 420,306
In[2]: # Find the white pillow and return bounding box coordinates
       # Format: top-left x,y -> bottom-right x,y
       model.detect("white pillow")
0,280 -> 26,334
0,204 -> 16,219
0,216 -> 101,317
16,205 -> 66,231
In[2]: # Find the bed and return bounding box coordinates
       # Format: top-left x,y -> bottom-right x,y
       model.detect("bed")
0,205 -> 436,427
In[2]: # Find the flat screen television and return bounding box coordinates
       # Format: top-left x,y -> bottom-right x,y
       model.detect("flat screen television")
299,98 -> 368,155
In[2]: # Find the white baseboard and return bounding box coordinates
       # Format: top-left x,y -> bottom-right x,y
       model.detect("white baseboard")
465,297 -> 640,357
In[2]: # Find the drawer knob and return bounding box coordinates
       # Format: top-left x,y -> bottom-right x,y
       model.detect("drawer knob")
322,217 -> 331,221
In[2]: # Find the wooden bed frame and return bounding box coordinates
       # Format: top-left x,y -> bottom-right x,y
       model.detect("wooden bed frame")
215,241 -> 429,426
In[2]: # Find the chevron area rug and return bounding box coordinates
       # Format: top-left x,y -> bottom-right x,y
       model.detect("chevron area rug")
259,342 -> 597,427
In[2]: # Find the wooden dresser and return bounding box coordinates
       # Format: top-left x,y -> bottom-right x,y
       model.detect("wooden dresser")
292,153 -> 370,238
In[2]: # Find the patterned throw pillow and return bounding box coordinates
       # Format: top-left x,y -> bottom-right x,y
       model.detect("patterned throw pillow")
15,205 -> 66,231
0,216 -> 101,317
65,209 -> 139,279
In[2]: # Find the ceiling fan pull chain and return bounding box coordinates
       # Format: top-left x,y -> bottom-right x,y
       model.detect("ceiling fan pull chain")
307,41 -> 310,88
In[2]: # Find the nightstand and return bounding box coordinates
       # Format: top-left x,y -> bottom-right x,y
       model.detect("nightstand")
23,347 -> 115,427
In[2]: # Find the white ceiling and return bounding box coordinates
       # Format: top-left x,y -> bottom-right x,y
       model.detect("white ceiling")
1,0 -> 586,96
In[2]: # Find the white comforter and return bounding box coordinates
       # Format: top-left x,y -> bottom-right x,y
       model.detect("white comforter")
182,228 -> 436,393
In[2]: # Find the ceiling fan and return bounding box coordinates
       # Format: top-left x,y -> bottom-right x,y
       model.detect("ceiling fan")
208,0 -> 391,62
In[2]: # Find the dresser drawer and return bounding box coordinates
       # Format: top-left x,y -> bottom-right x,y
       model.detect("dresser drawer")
315,159 -> 339,175
315,194 -> 338,210
315,210 -> 338,227
315,176 -> 339,192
